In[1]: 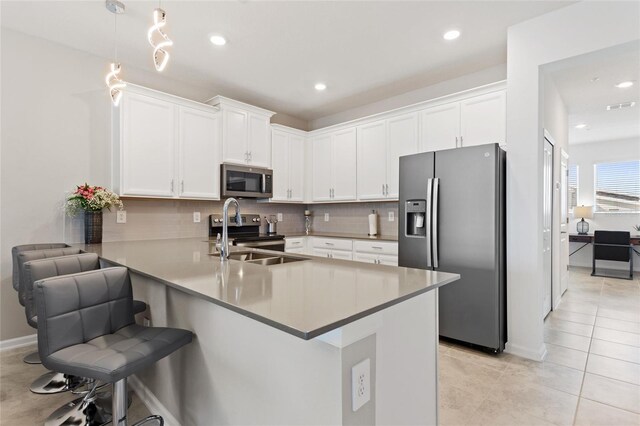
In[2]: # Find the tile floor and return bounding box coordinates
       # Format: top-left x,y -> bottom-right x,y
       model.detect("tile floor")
0,267 -> 638,425
440,266 -> 640,425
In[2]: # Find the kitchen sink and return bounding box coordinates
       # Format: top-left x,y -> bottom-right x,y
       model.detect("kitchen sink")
210,250 -> 309,265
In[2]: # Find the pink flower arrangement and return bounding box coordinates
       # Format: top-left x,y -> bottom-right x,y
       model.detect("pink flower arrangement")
65,183 -> 123,216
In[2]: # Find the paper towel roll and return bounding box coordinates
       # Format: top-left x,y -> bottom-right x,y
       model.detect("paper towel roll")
368,211 -> 378,236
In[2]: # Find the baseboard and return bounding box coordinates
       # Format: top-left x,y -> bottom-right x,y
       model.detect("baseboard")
505,341 -> 547,362
128,375 -> 180,426
0,334 -> 37,352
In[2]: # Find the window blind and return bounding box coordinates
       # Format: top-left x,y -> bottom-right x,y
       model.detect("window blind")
568,164 -> 578,211
594,160 -> 640,213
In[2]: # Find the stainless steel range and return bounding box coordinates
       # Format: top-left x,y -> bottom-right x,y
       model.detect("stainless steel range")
209,214 -> 285,252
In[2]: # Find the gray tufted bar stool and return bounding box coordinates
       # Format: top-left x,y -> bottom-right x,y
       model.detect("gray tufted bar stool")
35,267 -> 193,426
15,247 -> 149,396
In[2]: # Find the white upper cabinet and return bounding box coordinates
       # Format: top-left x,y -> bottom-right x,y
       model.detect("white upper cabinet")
311,129 -> 357,202
271,126 -> 306,202
207,96 -> 274,168
460,91 -> 506,147
178,106 -> 220,199
419,89 -> 506,151
120,92 -> 176,197
357,113 -> 418,200
419,102 -> 460,153
312,134 -> 333,202
113,85 -> 220,200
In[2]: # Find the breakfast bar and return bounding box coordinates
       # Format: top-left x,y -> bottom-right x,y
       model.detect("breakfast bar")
77,237 -> 459,425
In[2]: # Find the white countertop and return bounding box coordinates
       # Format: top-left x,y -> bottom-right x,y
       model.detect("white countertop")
77,238 -> 458,339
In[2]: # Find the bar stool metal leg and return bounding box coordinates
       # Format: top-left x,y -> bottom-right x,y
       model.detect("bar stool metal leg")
30,372 -> 83,394
23,350 -> 41,364
44,380 -> 111,426
112,378 -> 127,426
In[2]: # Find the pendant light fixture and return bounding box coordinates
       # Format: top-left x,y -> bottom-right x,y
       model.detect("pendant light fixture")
147,3 -> 173,72
105,0 -> 126,106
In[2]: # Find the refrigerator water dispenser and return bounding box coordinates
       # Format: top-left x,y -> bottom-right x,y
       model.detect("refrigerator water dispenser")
405,200 -> 426,237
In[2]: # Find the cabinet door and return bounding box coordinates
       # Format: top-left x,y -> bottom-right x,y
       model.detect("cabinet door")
312,135 -> 333,201
354,253 -> 377,264
248,113 -> 271,167
331,128 -> 357,201
222,106 -> 248,165
121,92 -> 176,197
386,112 -> 419,198
312,248 -> 332,258
270,129 -> 290,201
419,102 -> 460,153
377,254 -> 398,266
178,107 -> 220,199
330,250 -> 353,261
288,135 -> 305,201
460,91 -> 506,147
357,120 -> 387,200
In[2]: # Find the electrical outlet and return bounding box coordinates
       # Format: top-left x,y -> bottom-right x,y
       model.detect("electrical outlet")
324,213 -> 330,222
116,211 -> 127,224
193,212 -> 201,223
388,211 -> 395,222
277,213 -> 283,222
351,358 -> 370,412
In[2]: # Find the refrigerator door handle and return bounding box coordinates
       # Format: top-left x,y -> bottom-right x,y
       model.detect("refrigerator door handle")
432,177 -> 440,268
426,178 -> 433,268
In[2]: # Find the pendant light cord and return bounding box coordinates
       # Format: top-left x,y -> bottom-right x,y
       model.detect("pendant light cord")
113,8 -> 118,62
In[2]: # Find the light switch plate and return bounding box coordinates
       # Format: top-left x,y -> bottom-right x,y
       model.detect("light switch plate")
324,213 -> 330,222
351,358 -> 371,412
277,213 -> 283,222
116,211 -> 127,224
193,212 -> 201,223
388,211 -> 395,222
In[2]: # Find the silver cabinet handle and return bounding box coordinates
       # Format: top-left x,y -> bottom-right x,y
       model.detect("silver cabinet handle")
325,242 -> 334,246
181,180 -> 184,193
460,136 -> 463,147
386,184 -> 389,195
372,246 -> 382,250
382,184 -> 385,196
455,136 -> 458,148
170,179 -> 174,193
249,151 -> 252,161
433,177 -> 440,268
426,178 -> 433,268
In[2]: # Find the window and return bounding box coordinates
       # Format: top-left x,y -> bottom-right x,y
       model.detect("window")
568,164 -> 578,211
594,160 -> 640,213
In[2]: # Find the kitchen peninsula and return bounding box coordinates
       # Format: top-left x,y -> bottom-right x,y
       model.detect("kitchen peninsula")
79,237 -> 459,425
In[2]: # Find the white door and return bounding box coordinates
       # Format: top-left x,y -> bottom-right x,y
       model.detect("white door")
357,120 -> 387,200
312,135 -> 332,201
419,102 -> 460,152
222,106 -> 249,165
460,91 -> 506,147
542,139 -> 554,318
248,113 -> 271,167
270,129 -> 290,201
331,128 -> 357,201
560,150 -> 569,295
178,107 -> 220,199
121,92 -> 176,197
288,135 -> 305,201
386,112 -> 419,198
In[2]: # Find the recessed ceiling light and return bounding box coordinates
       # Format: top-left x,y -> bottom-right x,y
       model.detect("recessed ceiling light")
574,124 -> 588,129
615,81 -> 634,88
314,83 -> 327,91
209,35 -> 227,46
443,30 -> 461,41
606,101 -> 636,110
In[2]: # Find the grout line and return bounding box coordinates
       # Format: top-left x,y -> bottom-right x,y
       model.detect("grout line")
579,395 -> 640,417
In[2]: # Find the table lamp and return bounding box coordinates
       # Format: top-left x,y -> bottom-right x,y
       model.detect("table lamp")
574,205 -> 593,235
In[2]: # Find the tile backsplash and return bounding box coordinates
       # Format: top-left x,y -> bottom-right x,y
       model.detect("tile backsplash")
63,199 -> 399,243
308,202 -> 399,236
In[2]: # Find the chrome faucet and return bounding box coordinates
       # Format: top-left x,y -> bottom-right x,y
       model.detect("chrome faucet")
220,197 -> 242,260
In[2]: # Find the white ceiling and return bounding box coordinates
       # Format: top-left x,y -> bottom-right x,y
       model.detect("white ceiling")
1,1 -> 571,122
546,42 -> 640,145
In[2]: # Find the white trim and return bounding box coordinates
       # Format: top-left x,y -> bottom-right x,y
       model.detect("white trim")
128,375 -> 180,426
125,83 -> 219,114
504,341 -> 547,362
206,95 -> 275,117
0,334 -> 37,352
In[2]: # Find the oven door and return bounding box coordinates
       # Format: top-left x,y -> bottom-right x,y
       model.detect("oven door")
221,164 -> 273,198
233,240 -> 285,252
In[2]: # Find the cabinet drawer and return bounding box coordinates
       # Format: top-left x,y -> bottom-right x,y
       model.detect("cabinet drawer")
353,240 -> 398,255
311,237 -> 353,251
285,237 -> 305,249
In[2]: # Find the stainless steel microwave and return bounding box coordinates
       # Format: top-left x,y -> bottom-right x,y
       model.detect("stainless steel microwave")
220,163 -> 273,198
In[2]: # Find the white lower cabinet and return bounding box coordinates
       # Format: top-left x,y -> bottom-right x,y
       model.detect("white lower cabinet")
312,248 -> 353,260
298,236 -> 398,264
284,237 -> 306,253
353,253 -> 398,266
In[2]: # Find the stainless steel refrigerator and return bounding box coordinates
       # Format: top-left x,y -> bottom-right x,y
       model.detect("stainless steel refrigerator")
398,143 -> 506,353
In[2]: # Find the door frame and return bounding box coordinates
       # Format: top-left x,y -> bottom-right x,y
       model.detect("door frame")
543,130 -> 557,316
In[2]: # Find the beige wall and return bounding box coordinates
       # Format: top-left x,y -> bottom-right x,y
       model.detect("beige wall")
308,202 -> 398,237
0,29 -> 306,341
